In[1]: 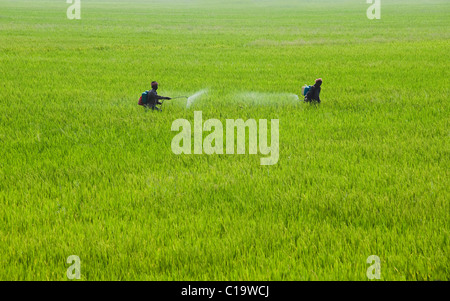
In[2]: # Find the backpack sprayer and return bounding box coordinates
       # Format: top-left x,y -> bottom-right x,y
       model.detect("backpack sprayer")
301,84 -> 312,98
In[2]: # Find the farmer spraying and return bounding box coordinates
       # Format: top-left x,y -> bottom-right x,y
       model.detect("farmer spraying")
304,78 -> 323,103
139,81 -> 171,111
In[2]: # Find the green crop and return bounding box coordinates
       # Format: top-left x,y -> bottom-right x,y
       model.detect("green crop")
0,0 -> 448,280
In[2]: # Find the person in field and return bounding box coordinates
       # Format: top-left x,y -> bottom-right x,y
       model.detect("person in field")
304,78 -> 322,103
142,81 -> 171,111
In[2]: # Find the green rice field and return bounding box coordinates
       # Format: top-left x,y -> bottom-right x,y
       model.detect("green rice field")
0,0 -> 449,280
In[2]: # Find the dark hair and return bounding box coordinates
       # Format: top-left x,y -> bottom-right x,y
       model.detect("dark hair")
151,81 -> 158,88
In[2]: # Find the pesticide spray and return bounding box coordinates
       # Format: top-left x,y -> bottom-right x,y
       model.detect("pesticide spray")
158,89 -> 207,111
186,89 -> 208,108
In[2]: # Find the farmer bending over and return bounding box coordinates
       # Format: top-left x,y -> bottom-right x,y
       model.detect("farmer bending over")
304,78 -> 322,103
146,81 -> 171,111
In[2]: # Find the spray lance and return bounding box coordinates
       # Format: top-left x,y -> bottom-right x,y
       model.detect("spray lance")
159,96 -> 188,111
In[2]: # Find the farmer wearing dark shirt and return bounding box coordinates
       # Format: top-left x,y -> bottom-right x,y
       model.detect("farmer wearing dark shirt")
304,78 -> 322,103
146,81 -> 171,111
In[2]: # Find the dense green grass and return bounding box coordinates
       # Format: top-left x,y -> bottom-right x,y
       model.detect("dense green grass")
0,0 -> 449,280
